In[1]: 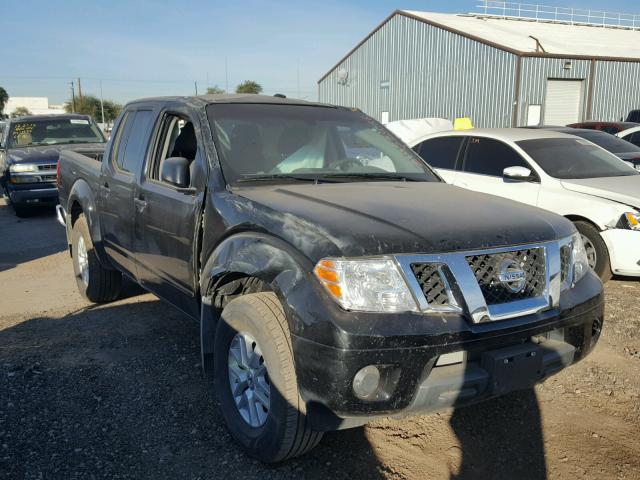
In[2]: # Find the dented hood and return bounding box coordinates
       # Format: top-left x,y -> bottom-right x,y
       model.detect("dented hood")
232,182 -> 574,260
561,176 -> 640,209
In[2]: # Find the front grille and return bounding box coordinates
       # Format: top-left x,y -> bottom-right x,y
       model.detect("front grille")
38,164 -> 56,171
410,263 -> 450,306
560,244 -> 571,285
466,248 -> 546,305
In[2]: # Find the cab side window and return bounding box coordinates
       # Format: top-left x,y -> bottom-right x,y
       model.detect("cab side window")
627,132 -> 640,148
149,114 -> 198,185
463,137 -> 530,177
111,110 -> 153,174
414,137 -> 464,170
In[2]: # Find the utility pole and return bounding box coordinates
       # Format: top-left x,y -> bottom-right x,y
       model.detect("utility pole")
297,59 -> 301,99
194,81 -> 198,95
99,80 -> 105,125
77,77 -> 83,109
69,81 -> 76,113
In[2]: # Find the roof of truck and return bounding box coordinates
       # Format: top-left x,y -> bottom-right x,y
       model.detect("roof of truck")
127,94 -> 340,109
7,113 -> 92,122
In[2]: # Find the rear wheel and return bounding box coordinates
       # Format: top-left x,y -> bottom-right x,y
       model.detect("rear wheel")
573,220 -> 611,282
71,214 -> 122,302
12,204 -> 29,217
214,292 -> 323,462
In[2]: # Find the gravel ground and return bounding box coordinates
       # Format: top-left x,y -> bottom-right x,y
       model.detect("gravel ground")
1,199 -> 639,479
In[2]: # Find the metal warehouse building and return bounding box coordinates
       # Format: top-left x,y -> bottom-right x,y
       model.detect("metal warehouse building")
318,7 -> 640,127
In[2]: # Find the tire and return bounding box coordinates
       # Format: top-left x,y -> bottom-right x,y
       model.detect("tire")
13,205 -> 30,217
573,220 -> 612,282
214,292 -> 323,462
71,214 -> 122,302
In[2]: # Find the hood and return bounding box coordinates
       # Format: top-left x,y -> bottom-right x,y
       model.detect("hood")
561,176 -> 640,209
228,182 -> 574,260
7,143 -> 105,165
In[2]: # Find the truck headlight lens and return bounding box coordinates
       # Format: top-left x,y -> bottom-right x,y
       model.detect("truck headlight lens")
314,258 -> 418,313
621,212 -> 640,231
9,163 -> 38,173
572,232 -> 590,284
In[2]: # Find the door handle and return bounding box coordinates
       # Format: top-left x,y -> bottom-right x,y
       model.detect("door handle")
134,197 -> 147,211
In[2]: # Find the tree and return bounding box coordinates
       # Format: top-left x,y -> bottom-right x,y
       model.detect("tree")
206,85 -> 225,95
0,87 -> 8,119
235,81 -> 263,94
64,94 -> 122,123
10,106 -> 31,118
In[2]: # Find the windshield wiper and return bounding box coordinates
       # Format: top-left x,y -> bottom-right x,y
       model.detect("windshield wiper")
235,174 -> 338,184
317,173 -> 423,182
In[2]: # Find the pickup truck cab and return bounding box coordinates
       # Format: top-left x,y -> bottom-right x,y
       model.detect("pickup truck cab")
403,127 -> 640,281
57,95 -> 603,462
0,114 -> 106,216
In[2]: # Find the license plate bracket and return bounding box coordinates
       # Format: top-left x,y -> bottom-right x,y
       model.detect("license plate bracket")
481,343 -> 543,395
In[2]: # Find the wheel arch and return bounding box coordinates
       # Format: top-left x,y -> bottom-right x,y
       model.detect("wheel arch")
67,179 -> 112,267
564,214 -> 603,232
199,232 -> 313,375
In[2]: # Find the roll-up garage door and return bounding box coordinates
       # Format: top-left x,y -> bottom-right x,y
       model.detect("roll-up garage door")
544,80 -> 584,126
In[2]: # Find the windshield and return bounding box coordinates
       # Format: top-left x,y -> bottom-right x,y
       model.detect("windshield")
517,138 -> 639,179
206,104 -> 439,184
7,117 -> 105,148
568,130 -> 640,154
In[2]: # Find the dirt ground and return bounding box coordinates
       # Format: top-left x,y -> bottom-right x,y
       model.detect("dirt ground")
1,199 -> 639,480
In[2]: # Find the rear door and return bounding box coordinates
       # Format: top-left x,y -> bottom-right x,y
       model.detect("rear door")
412,136 -> 465,183
453,136 -> 541,207
98,108 -> 154,278
133,107 -> 203,318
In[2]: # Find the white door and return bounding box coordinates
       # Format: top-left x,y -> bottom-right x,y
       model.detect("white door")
453,137 -> 540,207
544,80 -> 584,126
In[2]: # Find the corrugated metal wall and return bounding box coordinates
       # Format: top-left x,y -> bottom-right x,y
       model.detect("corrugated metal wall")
517,57 -> 592,126
591,61 -> 640,121
318,15 -> 518,127
319,13 -> 640,127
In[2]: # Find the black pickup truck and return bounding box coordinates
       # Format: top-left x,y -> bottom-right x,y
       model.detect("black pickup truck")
0,114 -> 106,216
57,94 -> 604,462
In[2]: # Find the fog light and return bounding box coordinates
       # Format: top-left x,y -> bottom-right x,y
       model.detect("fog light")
352,365 -> 380,399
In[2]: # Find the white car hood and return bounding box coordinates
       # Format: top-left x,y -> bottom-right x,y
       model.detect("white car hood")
561,176 -> 640,209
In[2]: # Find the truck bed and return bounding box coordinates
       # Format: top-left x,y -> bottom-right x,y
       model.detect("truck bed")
58,149 -> 103,209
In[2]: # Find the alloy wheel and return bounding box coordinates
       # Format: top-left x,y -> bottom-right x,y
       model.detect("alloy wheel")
227,331 -> 271,428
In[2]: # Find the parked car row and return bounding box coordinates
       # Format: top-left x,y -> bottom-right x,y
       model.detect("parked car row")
52,94 -> 605,462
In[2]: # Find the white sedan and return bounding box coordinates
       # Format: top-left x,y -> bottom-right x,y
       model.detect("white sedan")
393,126 -> 640,281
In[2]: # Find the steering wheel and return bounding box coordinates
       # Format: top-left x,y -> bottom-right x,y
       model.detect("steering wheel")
328,158 -> 363,172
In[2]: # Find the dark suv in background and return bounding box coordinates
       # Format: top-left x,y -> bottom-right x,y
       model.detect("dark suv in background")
0,114 -> 106,216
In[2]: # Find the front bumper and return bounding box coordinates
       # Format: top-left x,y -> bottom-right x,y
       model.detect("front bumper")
7,183 -> 58,207
293,272 -> 603,430
601,228 -> 640,276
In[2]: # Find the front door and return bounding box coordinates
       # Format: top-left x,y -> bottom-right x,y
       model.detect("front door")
454,136 -> 541,207
133,111 -> 202,318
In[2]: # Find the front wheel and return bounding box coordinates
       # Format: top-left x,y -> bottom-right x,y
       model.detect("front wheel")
214,292 -> 323,462
71,214 -> 122,302
573,220 -> 612,282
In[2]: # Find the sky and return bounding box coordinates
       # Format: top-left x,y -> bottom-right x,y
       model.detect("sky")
1,0 -> 639,105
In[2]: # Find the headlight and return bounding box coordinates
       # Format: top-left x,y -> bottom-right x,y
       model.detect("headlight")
571,232 -> 590,285
314,257 -> 418,313
9,163 -> 38,173
620,212 -> 640,231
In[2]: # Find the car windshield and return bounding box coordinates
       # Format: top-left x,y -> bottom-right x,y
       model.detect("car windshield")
206,103 -> 439,184
517,138 -> 639,179
568,130 -> 640,154
7,117 -> 105,148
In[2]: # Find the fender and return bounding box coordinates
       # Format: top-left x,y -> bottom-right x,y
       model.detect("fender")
199,231 -> 315,374
67,178 -> 114,268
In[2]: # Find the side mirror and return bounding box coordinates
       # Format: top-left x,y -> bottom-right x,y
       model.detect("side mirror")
161,157 -> 190,188
503,166 -> 535,182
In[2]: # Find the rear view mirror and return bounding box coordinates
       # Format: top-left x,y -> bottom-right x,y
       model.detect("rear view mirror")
503,166 -> 535,182
161,157 -> 190,188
